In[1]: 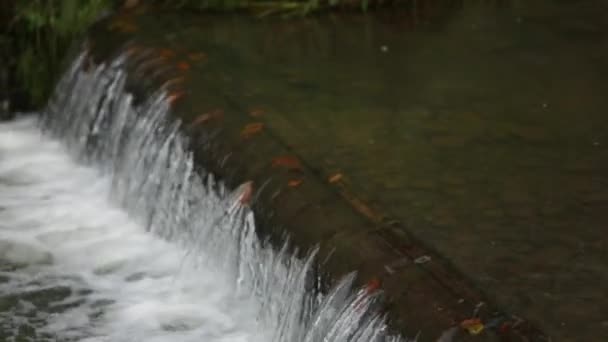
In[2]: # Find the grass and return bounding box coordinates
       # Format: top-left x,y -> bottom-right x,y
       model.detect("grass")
2,0 -> 116,109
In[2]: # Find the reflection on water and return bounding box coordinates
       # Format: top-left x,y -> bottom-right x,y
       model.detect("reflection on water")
91,1 -> 608,340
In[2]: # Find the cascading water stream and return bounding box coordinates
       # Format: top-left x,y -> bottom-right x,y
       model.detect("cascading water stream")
0,46 -> 409,342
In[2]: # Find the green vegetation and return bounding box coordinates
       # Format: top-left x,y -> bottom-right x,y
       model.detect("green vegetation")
1,0 -> 118,109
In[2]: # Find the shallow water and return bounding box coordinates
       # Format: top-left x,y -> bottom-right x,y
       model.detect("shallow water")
90,1 -> 608,339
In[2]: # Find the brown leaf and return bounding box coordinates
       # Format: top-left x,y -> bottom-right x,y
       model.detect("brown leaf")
328,173 -> 343,183
167,90 -> 185,105
287,179 -> 303,188
241,122 -> 264,139
159,48 -> 176,59
191,109 -> 223,126
271,156 -> 302,171
176,61 -> 190,71
365,277 -> 382,294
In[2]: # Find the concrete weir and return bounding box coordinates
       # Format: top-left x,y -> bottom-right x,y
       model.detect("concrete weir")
81,8 -> 548,342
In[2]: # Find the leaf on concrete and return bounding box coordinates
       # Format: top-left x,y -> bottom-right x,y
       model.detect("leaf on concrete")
176,61 -> 190,71
241,122 -> 264,139
159,48 -> 176,59
288,179 -> 303,188
191,109 -> 223,126
328,173 -> 343,183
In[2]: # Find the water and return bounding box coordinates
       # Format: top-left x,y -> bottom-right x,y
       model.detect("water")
0,49 -> 404,341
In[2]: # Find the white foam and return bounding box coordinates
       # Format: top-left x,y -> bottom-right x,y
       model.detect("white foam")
0,117 -> 265,342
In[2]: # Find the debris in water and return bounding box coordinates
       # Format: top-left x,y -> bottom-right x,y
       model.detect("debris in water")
167,91 -> 185,105
384,257 -> 409,274
176,61 -> 191,71
460,318 -> 484,335
241,122 -> 264,139
414,255 -> 431,264
287,179 -> 303,188
191,109 -> 223,126
365,277 -> 382,294
328,173 -> 343,183
159,48 -> 176,59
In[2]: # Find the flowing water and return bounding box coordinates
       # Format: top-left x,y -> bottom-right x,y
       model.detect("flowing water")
0,49 -> 404,342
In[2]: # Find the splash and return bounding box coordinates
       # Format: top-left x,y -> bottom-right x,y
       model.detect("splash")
0,46 -> 407,342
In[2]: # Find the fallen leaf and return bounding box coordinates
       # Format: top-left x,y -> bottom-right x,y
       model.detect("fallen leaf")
163,76 -> 185,89
191,109 -> 223,126
237,181 -> 254,205
241,122 -> 264,139
176,61 -> 190,71
328,173 -> 343,183
464,323 -> 484,335
288,179 -> 303,188
414,255 -> 432,264
159,48 -> 176,59
249,108 -> 265,117
167,90 -> 185,105
271,156 -> 302,171
365,278 -> 381,294
460,318 -> 482,329
188,52 -> 207,62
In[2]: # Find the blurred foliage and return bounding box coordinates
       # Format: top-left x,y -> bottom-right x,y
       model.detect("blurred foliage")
2,0 -> 115,108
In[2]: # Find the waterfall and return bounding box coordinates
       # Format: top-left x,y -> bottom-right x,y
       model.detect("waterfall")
0,44 -> 409,342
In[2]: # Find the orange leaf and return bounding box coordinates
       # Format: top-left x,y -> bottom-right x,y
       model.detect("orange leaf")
176,61 -> 190,71
365,278 -> 382,294
191,109 -> 223,126
249,108 -> 265,117
241,122 -> 264,139
164,76 -> 185,89
167,90 -> 184,105
271,156 -> 302,171
328,173 -> 343,183
460,318 -> 482,328
288,179 -> 303,188
188,52 -> 207,62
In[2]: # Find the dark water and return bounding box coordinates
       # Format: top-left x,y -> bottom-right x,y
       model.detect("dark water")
86,1 -> 608,340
